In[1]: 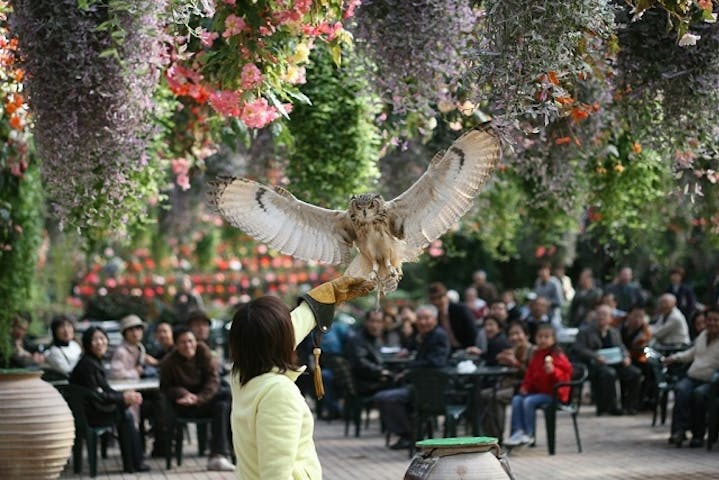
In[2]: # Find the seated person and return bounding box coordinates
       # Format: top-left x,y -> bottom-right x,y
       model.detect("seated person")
480,319 -> 536,441
650,293 -> 690,349
382,309 -> 402,348
568,268 -> 602,327
464,286 -> 488,320
70,327 -> 149,472
574,305 -> 642,415
9,314 -> 45,368
521,294 -> 551,343
398,306 -> 419,351
690,310 -> 707,341
621,304 -> 651,366
428,282 -> 477,352
45,315 -> 82,377
504,324 -> 572,446
621,304 -> 652,406
160,326 -> 235,471
149,320 -> 174,362
344,310 -> 393,396
598,292 -> 626,327
110,315 -> 159,380
188,311 -> 213,347
664,308 -> 719,448
480,315 -> 512,366
373,305 -> 451,450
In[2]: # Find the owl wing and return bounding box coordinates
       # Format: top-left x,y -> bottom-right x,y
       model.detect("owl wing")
208,177 -> 355,265
385,126 -> 500,250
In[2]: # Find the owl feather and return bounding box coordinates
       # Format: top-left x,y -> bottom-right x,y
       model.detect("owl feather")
208,126 -> 501,294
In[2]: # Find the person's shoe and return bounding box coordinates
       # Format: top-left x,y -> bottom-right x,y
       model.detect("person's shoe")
689,437 -> 704,448
524,435 -> 535,446
134,463 -> 151,472
504,431 -> 526,447
389,437 -> 412,450
207,456 -> 235,471
669,431 -> 686,447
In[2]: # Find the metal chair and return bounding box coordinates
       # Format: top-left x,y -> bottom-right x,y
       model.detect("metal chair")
538,362 -> 589,455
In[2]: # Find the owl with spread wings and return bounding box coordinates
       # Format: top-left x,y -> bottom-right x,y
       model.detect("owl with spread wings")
209,126 -> 501,297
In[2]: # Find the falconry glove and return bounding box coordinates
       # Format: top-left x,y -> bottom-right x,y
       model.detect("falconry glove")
300,276 -> 374,399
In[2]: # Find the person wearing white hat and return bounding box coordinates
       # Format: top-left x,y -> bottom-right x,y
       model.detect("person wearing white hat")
110,314 -> 159,381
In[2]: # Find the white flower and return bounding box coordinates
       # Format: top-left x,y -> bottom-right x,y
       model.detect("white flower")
678,33 -> 701,46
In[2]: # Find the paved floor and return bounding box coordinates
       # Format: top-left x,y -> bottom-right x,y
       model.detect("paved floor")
59,406 -> 718,479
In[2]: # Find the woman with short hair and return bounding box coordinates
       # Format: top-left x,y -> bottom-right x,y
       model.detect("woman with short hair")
69,326 -> 149,472
229,277 -> 372,479
45,315 -> 82,376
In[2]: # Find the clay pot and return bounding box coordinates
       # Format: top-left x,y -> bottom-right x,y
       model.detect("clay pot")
0,370 -> 75,479
405,437 -> 513,480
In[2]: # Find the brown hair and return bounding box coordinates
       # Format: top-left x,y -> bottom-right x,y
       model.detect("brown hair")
427,282 -> 447,298
229,296 -> 298,386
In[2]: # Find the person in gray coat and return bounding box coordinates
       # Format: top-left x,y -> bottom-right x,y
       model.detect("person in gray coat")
573,305 -> 642,415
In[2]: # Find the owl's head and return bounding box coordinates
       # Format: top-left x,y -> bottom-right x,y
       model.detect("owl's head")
348,193 -> 386,224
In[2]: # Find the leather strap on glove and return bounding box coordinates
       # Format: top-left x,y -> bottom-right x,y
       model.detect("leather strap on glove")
300,276 -> 374,399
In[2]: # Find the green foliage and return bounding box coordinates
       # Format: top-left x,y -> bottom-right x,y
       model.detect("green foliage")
285,45 -> 381,208
586,132 -> 672,245
466,171 -> 526,261
0,159 -> 43,364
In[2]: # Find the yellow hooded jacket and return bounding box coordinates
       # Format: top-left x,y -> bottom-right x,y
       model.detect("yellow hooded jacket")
231,302 -> 322,480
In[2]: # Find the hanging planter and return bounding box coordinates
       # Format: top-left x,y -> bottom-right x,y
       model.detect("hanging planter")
11,0 -> 168,241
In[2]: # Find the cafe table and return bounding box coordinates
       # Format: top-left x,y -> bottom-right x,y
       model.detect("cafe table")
440,364 -> 518,437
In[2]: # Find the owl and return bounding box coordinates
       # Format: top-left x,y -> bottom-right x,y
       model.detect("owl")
209,126 -> 501,296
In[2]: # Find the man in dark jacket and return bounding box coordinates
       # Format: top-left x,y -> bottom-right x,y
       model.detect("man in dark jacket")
428,281 -> 477,351
573,305 -> 642,415
345,311 -> 392,396
373,305 -> 451,450
160,327 -> 234,471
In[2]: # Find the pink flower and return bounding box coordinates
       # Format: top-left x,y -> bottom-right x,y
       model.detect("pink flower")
343,0 -> 361,19
209,90 -> 242,116
274,9 -> 302,25
294,0 -> 313,15
223,0 -> 236,4
198,28 -> 219,47
176,173 -> 191,191
223,14 -> 249,39
240,63 -> 263,89
241,98 -> 279,129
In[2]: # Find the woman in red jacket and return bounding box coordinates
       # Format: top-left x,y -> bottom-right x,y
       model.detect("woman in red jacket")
504,323 -> 572,446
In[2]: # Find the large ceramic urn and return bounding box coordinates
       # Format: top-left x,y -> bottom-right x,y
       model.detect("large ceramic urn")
0,370 -> 75,479
404,437 -> 514,480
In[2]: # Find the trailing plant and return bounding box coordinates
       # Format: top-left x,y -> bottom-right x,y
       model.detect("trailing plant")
11,0 -> 168,241
615,7 -> 719,225
475,0 -> 616,129
285,45 -> 381,208
350,0 -> 478,120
